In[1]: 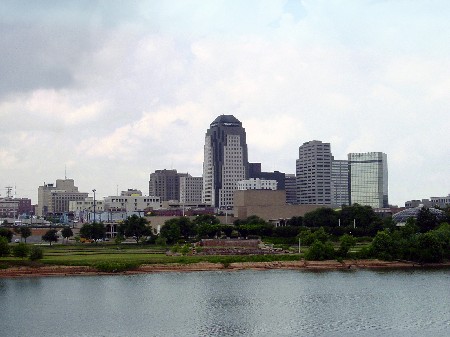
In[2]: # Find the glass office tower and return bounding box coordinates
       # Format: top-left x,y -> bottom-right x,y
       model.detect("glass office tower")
348,152 -> 388,208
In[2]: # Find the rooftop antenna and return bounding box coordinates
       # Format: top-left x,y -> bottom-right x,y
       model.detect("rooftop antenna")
5,186 -> 13,198
65,165 -> 67,180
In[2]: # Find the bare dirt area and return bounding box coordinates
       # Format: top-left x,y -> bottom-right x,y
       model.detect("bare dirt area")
1,260 -> 449,279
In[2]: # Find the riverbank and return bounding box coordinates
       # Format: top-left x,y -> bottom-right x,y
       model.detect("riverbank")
1,259 -> 449,278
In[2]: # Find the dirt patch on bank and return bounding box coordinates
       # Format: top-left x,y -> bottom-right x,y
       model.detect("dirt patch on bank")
1,260 -> 449,278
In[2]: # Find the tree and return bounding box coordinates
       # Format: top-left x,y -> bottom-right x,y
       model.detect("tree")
416,232 -> 444,263
0,237 -> 10,257
338,204 -> 378,228
12,243 -> 30,259
298,228 -> 315,246
305,240 -> 335,261
220,225 -> 234,238
160,218 -> 183,244
193,214 -> 220,226
196,223 -> 220,238
286,216 -> 303,227
79,222 -> 106,241
42,229 -> 58,246
311,227 -> 330,244
416,207 -> 439,233
0,228 -> 13,242
118,215 -> 152,243
61,227 -> 74,243
19,227 -> 32,243
370,230 -> 398,260
338,234 -> 357,257
175,217 -> 195,240
79,224 -> 93,239
303,207 -> 339,227
234,216 -> 273,237
29,246 -> 44,261
273,226 -> 301,238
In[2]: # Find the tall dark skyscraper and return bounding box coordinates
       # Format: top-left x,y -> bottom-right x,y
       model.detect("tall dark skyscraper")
202,115 -> 249,208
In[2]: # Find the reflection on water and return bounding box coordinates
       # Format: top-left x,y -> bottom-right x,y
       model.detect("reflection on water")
1,269 -> 449,336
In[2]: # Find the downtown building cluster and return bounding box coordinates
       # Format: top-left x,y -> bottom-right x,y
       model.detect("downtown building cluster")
146,115 -> 389,213
1,115 -> 448,224
201,116 -> 389,210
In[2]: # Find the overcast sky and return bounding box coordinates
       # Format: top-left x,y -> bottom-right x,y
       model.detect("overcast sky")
1,0 -> 449,206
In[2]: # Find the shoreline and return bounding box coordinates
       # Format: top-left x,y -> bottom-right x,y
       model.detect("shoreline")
1,259 -> 449,278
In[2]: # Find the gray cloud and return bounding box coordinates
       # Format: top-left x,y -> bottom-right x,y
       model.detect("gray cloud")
0,1 -> 449,205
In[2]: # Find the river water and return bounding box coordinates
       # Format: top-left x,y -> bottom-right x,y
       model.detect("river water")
1,269 -> 449,337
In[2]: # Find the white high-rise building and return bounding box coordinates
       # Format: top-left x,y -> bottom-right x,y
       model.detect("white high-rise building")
202,115 -> 248,208
296,140 -> 332,205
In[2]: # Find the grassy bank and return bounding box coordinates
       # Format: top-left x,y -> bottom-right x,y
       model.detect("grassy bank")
1,243 -> 302,270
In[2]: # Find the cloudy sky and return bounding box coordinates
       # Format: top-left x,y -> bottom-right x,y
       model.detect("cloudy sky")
1,0 -> 449,206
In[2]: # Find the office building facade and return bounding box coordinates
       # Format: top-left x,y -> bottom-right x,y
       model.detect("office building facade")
348,152 -> 388,208
296,140 -> 332,205
202,115 -> 249,208
37,179 -> 89,216
284,174 -> 297,204
331,159 -> 349,207
149,169 -> 188,202
180,176 -> 203,204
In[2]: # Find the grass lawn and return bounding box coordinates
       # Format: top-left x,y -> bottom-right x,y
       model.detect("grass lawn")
1,243 -> 303,269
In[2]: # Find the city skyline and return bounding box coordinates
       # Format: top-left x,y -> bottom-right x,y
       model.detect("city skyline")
1,1 -> 449,206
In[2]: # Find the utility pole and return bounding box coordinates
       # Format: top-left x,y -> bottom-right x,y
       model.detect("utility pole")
92,189 -> 96,223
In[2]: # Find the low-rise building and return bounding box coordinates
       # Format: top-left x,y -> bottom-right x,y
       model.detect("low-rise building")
237,178 -> 277,191
234,189 -> 322,221
103,195 -> 161,213
0,198 -> 32,217
37,179 -> 88,216
430,194 -> 450,208
405,194 -> 450,208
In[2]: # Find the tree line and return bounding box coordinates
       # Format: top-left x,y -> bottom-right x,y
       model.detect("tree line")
1,204 -> 448,264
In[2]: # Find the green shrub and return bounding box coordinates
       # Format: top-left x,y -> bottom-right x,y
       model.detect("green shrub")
355,246 -> 372,259
180,244 -> 191,255
12,243 -> 30,259
29,246 -> 44,261
114,235 -> 124,245
155,236 -> 167,247
94,261 -> 140,273
0,237 -> 10,257
305,240 -> 335,261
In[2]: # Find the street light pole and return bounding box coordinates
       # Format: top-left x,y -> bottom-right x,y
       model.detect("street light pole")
92,189 -> 96,223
